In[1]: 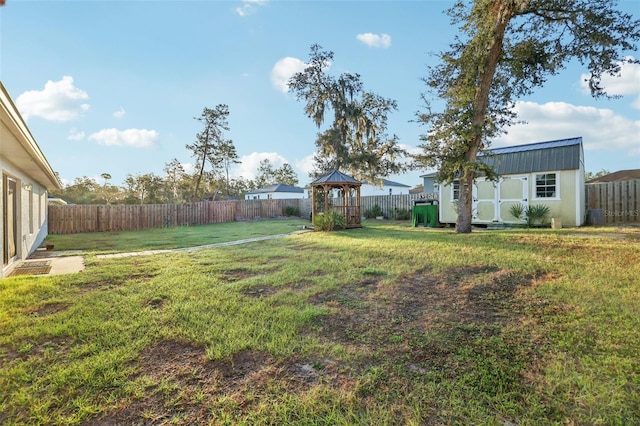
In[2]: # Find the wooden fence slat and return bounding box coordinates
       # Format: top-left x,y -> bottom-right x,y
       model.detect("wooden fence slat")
585,179 -> 640,224
47,181 -> 638,234
47,194 -> 432,234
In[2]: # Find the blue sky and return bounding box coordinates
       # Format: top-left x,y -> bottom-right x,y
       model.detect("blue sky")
1,0 -> 639,189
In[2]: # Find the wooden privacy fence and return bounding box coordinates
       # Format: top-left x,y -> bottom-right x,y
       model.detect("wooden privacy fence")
585,179 -> 640,224
49,199 -> 307,234
48,194 -> 433,234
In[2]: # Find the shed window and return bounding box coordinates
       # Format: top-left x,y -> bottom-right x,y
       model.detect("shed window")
535,173 -> 557,198
451,180 -> 460,201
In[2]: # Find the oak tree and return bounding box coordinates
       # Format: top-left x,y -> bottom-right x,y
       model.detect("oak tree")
415,0 -> 640,233
289,44 -> 409,183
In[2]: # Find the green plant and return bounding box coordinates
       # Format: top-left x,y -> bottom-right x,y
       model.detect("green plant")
364,204 -> 384,219
3,220 -> 639,425
525,203 -> 551,227
284,206 -> 299,217
392,207 -> 411,220
313,211 -> 346,231
508,203 -> 526,221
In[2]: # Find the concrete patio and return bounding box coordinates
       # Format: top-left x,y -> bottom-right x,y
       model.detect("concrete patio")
7,248 -> 85,277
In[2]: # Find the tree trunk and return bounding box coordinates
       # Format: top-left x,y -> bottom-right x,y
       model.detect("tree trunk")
457,0 -> 516,233
456,168 -> 475,233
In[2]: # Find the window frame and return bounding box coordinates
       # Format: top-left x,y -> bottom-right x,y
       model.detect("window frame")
451,180 -> 460,201
533,172 -> 560,200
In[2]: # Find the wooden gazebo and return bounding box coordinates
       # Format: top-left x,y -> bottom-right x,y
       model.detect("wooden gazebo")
310,170 -> 362,228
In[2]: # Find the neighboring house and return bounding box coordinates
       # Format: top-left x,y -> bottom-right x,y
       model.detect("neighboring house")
47,196 -> 68,206
586,169 -> 640,183
360,179 -> 411,196
438,137 -> 585,227
409,184 -> 424,195
1,81 -> 61,277
245,183 -> 305,200
419,172 -> 439,195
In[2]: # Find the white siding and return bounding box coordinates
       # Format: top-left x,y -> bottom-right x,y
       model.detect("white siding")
360,184 -> 410,197
1,162 -> 49,275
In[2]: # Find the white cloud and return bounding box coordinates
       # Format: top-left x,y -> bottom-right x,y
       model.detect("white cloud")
493,101 -> 640,156
294,153 -> 315,178
580,57 -> 640,109
88,128 -> 158,148
356,33 -> 392,49
271,57 -> 307,93
181,162 -> 196,175
236,0 -> 267,16
234,152 -> 288,180
398,143 -> 422,156
113,107 -> 125,118
68,128 -> 85,141
16,76 -> 89,121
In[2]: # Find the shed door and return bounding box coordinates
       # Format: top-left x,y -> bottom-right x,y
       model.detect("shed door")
498,175 -> 528,223
3,175 -> 18,265
472,178 -> 498,223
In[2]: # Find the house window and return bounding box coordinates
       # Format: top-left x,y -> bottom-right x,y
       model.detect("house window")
451,180 -> 460,201
535,173 -> 557,198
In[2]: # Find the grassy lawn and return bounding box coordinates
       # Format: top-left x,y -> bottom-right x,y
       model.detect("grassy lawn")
1,220 -> 638,425
44,218 -> 309,254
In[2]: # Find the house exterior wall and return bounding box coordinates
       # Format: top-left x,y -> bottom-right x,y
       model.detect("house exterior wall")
1,158 -> 50,275
1,82 -> 59,278
421,176 -> 437,194
438,168 -> 585,227
360,183 -> 410,197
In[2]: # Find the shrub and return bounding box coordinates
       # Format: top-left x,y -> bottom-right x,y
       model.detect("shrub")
392,208 -> 411,220
525,203 -> 551,227
364,205 -> 384,219
509,202 -> 550,227
284,206 -> 299,217
509,202 -> 526,221
313,211 -> 346,231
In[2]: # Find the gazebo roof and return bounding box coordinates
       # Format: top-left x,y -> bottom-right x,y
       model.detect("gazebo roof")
311,170 -> 362,185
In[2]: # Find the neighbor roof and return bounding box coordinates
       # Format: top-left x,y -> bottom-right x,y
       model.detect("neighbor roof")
362,179 -> 410,188
246,183 -> 304,195
479,137 -> 583,175
586,169 -> 640,183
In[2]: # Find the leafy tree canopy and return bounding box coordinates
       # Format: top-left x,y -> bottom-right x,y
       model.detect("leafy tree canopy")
415,0 -> 640,233
289,44 -> 410,184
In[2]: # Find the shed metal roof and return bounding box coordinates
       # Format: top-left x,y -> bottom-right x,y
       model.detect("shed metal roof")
479,137 -> 583,175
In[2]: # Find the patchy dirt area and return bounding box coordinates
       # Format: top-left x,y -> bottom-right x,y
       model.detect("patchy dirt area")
89,266 -> 541,425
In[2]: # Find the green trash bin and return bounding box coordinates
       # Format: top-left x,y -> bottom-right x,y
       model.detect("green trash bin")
425,204 -> 439,228
412,205 -> 428,227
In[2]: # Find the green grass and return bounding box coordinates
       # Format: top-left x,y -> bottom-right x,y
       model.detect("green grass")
1,220 -> 639,425
44,218 -> 309,254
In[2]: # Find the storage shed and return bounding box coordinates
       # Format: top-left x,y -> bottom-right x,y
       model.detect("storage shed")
438,137 -> 585,227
